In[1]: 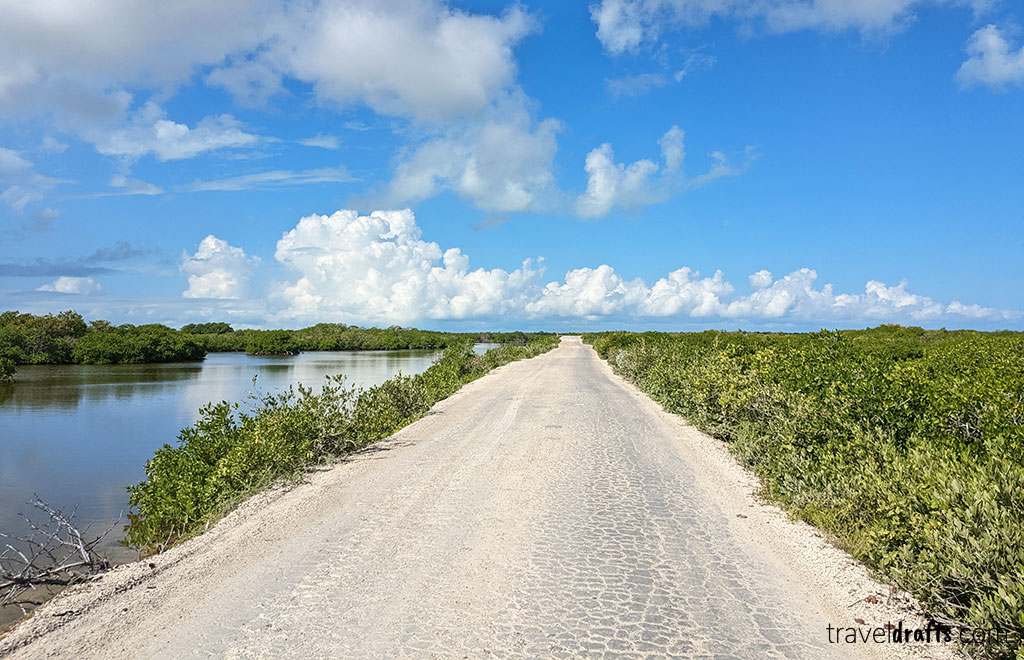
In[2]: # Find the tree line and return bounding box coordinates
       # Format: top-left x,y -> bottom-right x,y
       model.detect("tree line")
0,310 -> 551,383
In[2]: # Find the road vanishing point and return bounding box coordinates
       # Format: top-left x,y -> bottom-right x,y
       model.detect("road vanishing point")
3,337 -> 887,659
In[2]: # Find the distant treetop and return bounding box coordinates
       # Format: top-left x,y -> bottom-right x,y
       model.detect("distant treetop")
180,322 -> 234,335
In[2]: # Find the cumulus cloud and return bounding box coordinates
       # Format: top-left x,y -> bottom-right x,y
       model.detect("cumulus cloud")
250,1 -> 537,122
0,0 -> 538,123
527,265 -> 1017,323
0,1 -> 553,205
526,265 -> 650,318
181,235 -> 259,299
0,0 -> 271,118
576,142 -> 660,218
590,0 -> 988,53
262,208 -> 1017,326
576,125 -> 746,218
749,269 -> 773,289
379,93 -> 561,213
37,276 -> 101,295
957,24 -> 1024,90
272,209 -> 542,323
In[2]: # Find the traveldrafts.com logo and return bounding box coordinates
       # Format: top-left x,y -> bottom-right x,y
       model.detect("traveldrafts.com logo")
828,620 -> 1021,649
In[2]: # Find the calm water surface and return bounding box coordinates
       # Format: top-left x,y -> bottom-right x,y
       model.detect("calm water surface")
0,348 -> 497,561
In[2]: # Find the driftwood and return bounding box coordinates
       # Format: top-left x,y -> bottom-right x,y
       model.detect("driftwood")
0,498 -> 115,614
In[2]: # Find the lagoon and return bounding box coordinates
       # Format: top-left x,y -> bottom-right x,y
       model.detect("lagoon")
0,348 -> 479,564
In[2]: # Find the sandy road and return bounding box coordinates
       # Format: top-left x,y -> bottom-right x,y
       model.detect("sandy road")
2,337 -> 937,659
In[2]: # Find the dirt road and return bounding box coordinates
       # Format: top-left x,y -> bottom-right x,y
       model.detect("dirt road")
1,337 -> 942,659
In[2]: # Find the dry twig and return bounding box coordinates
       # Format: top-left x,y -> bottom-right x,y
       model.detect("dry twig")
0,497 -> 116,614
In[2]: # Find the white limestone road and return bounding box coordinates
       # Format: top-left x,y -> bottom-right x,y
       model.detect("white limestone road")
0,337 -> 957,659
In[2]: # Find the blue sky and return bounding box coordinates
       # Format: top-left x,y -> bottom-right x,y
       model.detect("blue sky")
0,0 -> 1021,331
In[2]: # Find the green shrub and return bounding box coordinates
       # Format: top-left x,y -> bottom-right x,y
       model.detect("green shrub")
245,330 -> 300,356
583,327 -> 1024,659
181,322 -> 234,335
0,310 -> 86,364
0,355 -> 15,383
73,324 -> 205,364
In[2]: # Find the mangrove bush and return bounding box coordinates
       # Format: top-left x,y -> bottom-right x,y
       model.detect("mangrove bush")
584,326 -> 1024,659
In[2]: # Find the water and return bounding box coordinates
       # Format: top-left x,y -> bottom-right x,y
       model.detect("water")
0,348 -> 464,563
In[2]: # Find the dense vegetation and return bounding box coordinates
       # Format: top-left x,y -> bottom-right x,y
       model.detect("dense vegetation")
243,330 -> 301,356
189,323 -> 466,353
73,324 -> 206,364
124,335 -> 560,553
0,310 -> 546,381
0,311 -> 205,378
584,326 -> 1024,659
180,322 -> 233,335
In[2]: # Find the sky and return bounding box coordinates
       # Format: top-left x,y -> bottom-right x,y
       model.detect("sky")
0,0 -> 1022,332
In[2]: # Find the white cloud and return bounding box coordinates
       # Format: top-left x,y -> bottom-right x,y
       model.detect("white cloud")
605,52 -> 715,98
29,207 -> 60,231
204,58 -> 285,108
606,72 -> 668,98
103,175 -> 163,196
81,103 -> 260,162
182,167 -> 354,192
37,276 -> 101,295
0,147 -> 33,176
0,0 -> 539,124
181,235 -> 259,299
957,24 -> 1024,89
379,92 -> 561,213
272,209 -> 543,323
577,125 -> 743,218
0,0 -> 271,118
675,52 -> 717,80
263,208 -> 1018,325
252,1 -> 538,122
38,136 -> 68,154
0,0 -> 549,198
0,146 -> 64,211
298,134 -> 340,150
749,269 -> 773,289
526,265 -> 650,318
576,143 -> 660,218
590,0 -> 988,53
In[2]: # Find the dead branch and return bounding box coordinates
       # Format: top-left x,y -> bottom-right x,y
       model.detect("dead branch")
0,497 -> 116,614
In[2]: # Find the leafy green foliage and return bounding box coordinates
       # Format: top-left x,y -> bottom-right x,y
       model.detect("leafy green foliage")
0,310 -> 87,364
584,327 -> 1024,659
180,322 -> 233,334
124,335 -> 560,553
72,324 -> 206,364
244,330 -> 300,356
0,311 -> 203,367
198,324 -> 467,352
0,310 -> 543,374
